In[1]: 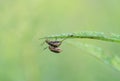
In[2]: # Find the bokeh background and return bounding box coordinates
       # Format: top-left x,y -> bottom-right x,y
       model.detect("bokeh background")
0,0 -> 120,81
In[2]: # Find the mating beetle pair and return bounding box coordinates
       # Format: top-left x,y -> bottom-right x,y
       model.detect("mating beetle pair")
42,34 -> 73,53
45,40 -> 62,53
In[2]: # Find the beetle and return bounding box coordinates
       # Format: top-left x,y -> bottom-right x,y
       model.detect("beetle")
48,46 -> 62,53
45,40 -> 62,47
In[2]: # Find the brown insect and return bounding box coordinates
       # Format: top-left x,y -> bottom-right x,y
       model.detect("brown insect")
45,40 -> 62,47
48,46 -> 62,53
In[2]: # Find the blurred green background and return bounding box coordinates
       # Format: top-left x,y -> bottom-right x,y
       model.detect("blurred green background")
0,0 -> 120,81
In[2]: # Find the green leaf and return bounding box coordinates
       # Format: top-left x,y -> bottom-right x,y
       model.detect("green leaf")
41,31 -> 120,43
67,41 -> 120,71
41,31 -> 120,71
